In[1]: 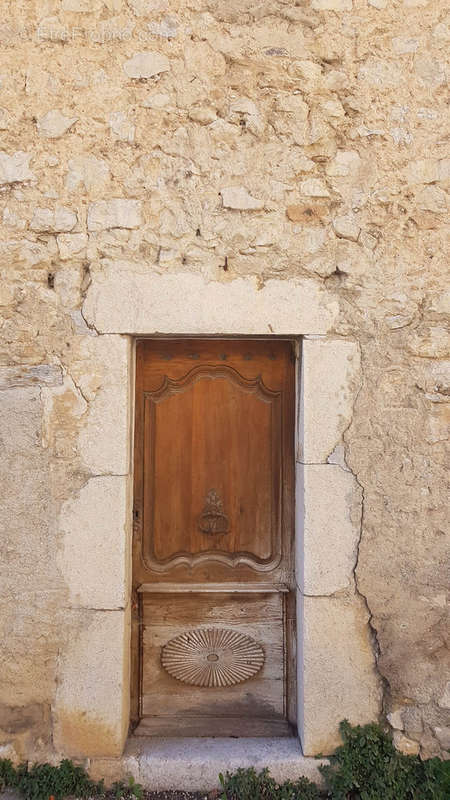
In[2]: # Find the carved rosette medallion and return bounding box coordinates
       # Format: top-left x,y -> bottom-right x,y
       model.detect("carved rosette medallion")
197,489 -> 229,535
161,628 -> 265,687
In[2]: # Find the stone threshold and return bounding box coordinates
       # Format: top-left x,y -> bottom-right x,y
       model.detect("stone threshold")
89,737 -> 327,792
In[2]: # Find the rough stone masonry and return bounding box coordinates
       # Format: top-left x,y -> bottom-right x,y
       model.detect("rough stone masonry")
0,0 -> 449,768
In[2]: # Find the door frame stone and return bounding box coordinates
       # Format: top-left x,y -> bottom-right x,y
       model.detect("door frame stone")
52,271 -> 381,758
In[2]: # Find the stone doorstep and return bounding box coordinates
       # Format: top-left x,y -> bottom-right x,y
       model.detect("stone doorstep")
89,737 -> 327,792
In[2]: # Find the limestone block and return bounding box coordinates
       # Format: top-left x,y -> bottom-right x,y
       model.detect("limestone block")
298,592 -> 382,755
392,37 -> 419,55
109,112 -> 135,143
220,186 -> 264,211
416,186 -> 448,214
312,0 -> 352,8
123,52 -> 170,79
433,727 -> 450,749
297,464 -> 362,595
407,325 -> 450,358
387,709 -> 405,730
30,207 -> 78,233
75,335 -> 131,475
54,609 -> 130,757
87,200 -> 142,232
438,681 -> 450,709
393,732 -> 420,755
0,282 -> 15,306
299,338 -> 361,463
0,365 -> 62,390
148,16 -> 178,38
37,110 -> 78,139
332,215 -> 360,241
132,738 -> 325,791
66,156 -> 110,193
58,476 -> 128,609
326,150 -> 361,178
189,106 -> 217,125
300,179 -> 330,198
358,58 -> 401,88
286,204 -> 329,224
0,108 -> 11,130
127,0 -> 167,16
0,152 -> 34,184
57,233 -> 88,260
142,92 -> 170,108
83,266 -> 339,335
62,0 -> 103,10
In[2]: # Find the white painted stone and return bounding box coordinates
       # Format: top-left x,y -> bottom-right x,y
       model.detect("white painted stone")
109,112 -> 135,143
298,592 -> 382,755
53,609 -> 130,757
87,199 -> 142,231
58,476 -> 128,609
66,156 -> 110,193
37,110 -> 78,139
75,335 -> 131,475
297,464 -> 362,595
30,206 -> 77,233
220,186 -> 264,211
0,151 -> 34,184
57,233 -> 88,260
125,738 -> 325,791
83,266 -> 338,335
123,52 -> 170,79
299,338 -> 361,463
332,215 -> 360,241
300,178 -> 330,198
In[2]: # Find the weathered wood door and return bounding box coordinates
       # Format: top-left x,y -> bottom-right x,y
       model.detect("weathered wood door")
132,339 -> 295,737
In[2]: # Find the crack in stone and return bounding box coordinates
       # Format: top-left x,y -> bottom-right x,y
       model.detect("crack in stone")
344,341 -> 388,719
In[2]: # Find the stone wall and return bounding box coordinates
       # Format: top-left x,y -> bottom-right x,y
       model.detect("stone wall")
0,0 -> 448,763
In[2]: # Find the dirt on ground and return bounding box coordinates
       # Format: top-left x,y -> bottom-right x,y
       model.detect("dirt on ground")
143,793 -> 217,800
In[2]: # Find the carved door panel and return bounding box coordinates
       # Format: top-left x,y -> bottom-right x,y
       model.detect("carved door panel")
132,339 -> 295,737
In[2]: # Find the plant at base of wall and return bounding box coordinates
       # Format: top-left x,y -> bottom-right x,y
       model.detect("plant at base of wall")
218,767 -> 320,800
320,720 -> 450,800
0,758 -> 143,800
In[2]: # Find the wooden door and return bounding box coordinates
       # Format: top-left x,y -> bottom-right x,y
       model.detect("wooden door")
132,339 -> 296,737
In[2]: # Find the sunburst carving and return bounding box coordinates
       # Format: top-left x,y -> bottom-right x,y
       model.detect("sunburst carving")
161,628 -> 265,687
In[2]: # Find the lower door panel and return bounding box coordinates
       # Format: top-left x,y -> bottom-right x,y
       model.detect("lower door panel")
134,590 -> 291,737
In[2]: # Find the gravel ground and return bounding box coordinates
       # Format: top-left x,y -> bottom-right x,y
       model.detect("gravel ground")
141,793 -> 218,800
